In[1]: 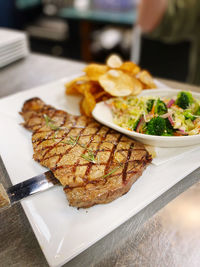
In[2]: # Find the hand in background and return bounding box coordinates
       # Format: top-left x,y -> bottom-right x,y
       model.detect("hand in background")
137,0 -> 167,33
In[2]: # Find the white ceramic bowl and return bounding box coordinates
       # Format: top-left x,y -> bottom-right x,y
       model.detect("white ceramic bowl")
92,88 -> 200,147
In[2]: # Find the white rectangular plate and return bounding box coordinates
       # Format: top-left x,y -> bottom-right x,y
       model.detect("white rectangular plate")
0,77 -> 200,267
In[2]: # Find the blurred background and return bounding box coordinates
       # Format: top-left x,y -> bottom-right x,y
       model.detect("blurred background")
0,0 -> 190,83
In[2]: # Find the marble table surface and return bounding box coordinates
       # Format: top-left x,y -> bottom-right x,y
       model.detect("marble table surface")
0,53 -> 200,267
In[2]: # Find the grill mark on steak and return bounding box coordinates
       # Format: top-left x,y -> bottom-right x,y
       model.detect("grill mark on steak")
49,117 -> 83,169
20,97 -> 152,208
70,125 -> 102,183
79,126 -> 103,176
104,134 -> 122,178
50,124 -> 92,173
35,115 -> 82,165
85,128 -> 110,177
122,142 -> 134,184
33,158 -> 145,170
38,114 -> 70,160
67,125 -> 88,180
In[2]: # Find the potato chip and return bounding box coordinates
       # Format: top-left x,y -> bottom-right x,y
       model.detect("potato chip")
80,91 -> 96,117
66,78 -> 101,96
84,64 -> 108,81
130,78 -> 143,95
77,80 -> 102,94
88,81 -> 103,94
66,81 -> 87,95
65,55 -> 156,116
94,90 -> 111,102
107,69 -> 120,78
137,70 -> 157,89
65,82 -> 78,95
99,70 -> 142,97
119,61 -> 140,76
77,82 -> 92,95
65,76 -> 89,95
106,54 -> 123,68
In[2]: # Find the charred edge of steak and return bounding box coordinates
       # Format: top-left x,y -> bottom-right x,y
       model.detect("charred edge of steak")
19,97 -> 46,130
20,97 -> 64,131
21,97 -> 45,113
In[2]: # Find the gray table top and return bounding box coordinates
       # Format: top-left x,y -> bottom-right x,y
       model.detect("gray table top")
0,53 -> 200,267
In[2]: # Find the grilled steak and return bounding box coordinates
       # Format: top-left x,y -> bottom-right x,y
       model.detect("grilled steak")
20,97 -> 152,208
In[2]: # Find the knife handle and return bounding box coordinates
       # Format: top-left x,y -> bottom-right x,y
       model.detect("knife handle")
0,183 -> 11,211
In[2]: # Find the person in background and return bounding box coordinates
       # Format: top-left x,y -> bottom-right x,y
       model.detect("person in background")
137,0 -> 200,85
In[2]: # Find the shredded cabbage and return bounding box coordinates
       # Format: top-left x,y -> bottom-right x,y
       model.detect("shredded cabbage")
108,92 -> 200,136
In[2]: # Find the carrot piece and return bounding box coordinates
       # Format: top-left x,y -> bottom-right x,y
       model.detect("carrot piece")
150,103 -> 155,115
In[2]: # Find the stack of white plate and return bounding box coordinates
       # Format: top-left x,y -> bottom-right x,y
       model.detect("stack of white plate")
0,28 -> 29,68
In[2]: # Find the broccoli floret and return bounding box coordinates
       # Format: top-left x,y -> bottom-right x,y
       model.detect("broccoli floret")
195,106 -> 200,116
128,117 -> 140,131
175,91 -> 194,109
146,99 -> 155,112
183,111 -> 195,121
165,118 -> 174,135
146,98 -> 167,115
155,99 -> 168,115
146,117 -> 166,136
